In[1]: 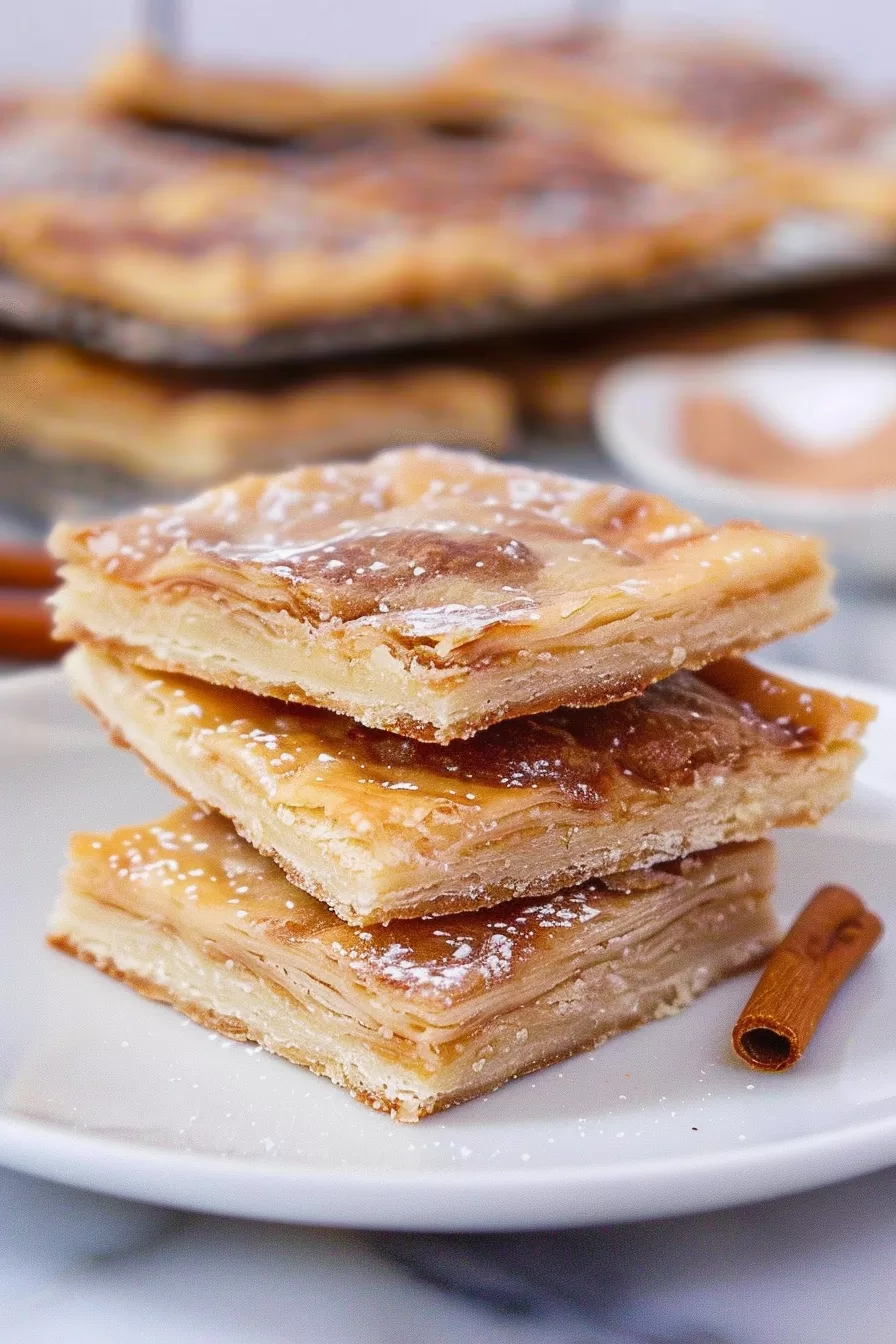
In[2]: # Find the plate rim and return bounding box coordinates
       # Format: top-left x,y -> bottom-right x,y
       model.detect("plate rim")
2,661 -> 894,1230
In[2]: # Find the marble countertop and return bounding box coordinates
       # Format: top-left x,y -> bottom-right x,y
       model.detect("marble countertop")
2,1158 -> 895,1344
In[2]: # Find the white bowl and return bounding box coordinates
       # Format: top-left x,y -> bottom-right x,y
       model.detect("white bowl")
596,342 -> 896,583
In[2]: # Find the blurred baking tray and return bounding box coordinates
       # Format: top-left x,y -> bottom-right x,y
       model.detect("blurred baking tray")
1,213 -> 895,369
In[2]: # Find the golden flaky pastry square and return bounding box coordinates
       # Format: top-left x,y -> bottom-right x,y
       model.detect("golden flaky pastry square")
50,447 -> 834,743
50,806 -> 778,1121
445,24 -> 874,206
68,646 -> 871,925
0,104 -> 769,336
89,43 -> 496,138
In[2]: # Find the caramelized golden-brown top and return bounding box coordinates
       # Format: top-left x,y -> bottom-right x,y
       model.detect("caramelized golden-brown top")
71,805 -> 773,1005
459,25 -> 843,155
100,652 -> 872,835
699,658 -> 875,742
0,105 -> 199,197
0,104 -> 735,263
472,25 -> 836,140
51,446 -> 828,665
294,124 -> 686,231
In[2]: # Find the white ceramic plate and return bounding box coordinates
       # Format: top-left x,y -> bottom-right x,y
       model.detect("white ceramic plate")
596,343 -> 896,582
2,666 -> 895,1231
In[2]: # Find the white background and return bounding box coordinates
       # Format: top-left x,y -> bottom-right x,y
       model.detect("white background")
2,0 -> 893,92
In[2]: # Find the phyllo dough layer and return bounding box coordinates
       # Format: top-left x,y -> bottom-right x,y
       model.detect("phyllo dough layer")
67,645 -> 871,925
50,446 -> 833,742
49,807 -> 779,1121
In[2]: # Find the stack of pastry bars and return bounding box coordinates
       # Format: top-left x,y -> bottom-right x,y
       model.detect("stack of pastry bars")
46,446 -> 873,1121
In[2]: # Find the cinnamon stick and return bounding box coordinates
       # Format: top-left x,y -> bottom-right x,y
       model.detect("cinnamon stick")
732,884 -> 883,1071
0,542 -> 59,591
0,593 -> 66,661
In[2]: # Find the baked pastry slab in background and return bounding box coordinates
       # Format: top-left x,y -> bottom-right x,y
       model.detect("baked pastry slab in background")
0,340 -> 513,486
50,806 -> 779,1121
68,645 -> 872,925
444,24 -> 868,201
50,446 -> 834,743
0,103 -> 771,339
90,39 -> 896,229
89,42 -> 496,137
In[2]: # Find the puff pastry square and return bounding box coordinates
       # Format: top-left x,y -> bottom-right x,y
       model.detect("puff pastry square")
49,807 -> 779,1121
68,644 -> 871,925
0,104 -> 769,336
50,446 -> 833,742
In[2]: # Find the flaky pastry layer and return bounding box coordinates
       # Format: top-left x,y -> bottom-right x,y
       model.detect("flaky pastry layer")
50,445 -> 834,742
68,645 -> 871,924
0,340 -> 511,485
49,807 -> 778,1121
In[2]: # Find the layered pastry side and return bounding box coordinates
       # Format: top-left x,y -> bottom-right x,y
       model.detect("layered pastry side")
0,341 -> 513,486
0,103 -> 770,336
49,806 -> 779,1121
67,645 -> 872,926
49,446 -> 834,742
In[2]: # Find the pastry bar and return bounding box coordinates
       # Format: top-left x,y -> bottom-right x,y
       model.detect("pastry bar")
446,25 -> 853,192
68,645 -> 872,925
0,103 -> 770,337
0,340 -> 512,486
90,43 -> 494,137
49,807 -> 779,1121
50,445 -> 834,742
